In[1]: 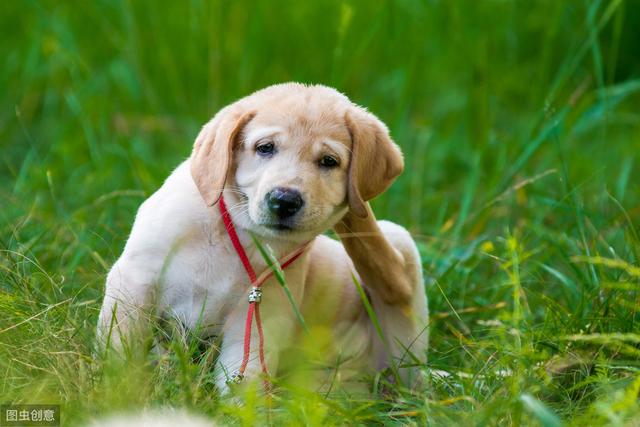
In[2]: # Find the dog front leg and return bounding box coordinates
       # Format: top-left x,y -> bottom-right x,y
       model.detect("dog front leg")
334,203 -> 429,386
215,270 -> 306,394
333,203 -> 414,305
214,308 -> 278,392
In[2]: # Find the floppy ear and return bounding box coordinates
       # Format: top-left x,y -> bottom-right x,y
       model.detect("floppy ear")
190,108 -> 256,206
345,108 -> 404,218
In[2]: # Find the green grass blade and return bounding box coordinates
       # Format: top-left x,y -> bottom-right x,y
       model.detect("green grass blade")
250,232 -> 308,334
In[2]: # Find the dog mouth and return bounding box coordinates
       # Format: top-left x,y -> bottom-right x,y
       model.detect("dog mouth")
263,221 -> 295,232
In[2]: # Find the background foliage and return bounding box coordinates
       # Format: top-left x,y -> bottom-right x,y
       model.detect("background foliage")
1,0 -> 639,425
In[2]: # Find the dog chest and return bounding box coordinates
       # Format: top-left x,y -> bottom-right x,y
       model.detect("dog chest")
156,232 -> 248,336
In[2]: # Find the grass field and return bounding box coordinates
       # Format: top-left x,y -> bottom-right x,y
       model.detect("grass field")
2,1 -> 640,425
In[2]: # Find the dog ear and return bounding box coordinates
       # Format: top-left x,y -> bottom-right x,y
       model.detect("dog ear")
190,107 -> 256,206
344,108 -> 404,218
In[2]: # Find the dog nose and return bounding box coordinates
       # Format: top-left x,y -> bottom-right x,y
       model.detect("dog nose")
266,187 -> 304,219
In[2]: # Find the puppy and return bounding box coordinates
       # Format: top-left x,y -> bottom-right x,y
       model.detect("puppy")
97,83 -> 428,393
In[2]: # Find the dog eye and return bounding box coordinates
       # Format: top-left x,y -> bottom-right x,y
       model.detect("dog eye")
255,142 -> 275,156
319,155 -> 339,168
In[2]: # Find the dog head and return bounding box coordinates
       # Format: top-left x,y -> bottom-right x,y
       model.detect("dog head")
190,83 -> 403,242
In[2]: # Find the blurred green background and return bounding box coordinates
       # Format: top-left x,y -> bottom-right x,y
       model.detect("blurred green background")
1,0 -> 640,425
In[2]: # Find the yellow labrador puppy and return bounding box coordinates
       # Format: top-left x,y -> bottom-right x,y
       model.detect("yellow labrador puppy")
97,83 -> 428,392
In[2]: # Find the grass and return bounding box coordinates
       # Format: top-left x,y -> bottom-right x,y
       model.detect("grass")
1,0 -> 640,425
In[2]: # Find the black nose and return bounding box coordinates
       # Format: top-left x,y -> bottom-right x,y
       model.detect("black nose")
266,187 -> 304,219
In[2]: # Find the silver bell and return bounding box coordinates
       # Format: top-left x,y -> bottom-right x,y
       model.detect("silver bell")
226,371 -> 244,385
248,287 -> 262,303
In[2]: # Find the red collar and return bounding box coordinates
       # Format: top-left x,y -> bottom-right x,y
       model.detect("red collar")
218,195 -> 308,388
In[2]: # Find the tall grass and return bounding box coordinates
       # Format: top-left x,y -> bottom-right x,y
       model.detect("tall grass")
1,0 -> 639,425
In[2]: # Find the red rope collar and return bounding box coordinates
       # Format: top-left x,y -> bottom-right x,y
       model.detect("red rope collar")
218,195 -> 307,387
